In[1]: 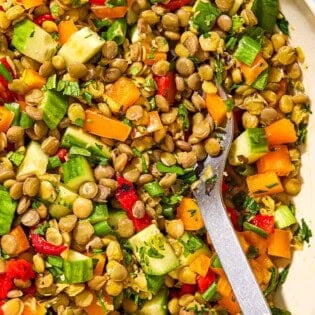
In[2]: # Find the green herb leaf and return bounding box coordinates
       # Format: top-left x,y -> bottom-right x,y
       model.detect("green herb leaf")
34,222 -> 50,235
215,55 -> 224,86
147,247 -> 164,259
296,218 -> 312,244
178,104 -> 190,131
179,234 -> 203,257
276,15 -> 289,36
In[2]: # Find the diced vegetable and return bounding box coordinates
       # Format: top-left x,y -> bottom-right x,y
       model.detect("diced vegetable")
192,0 -> 220,33
250,214 -> 275,234
93,221 -> 112,237
234,35 -> 261,66
106,18 -> 127,45
49,185 -> 78,219
4,102 -> 20,126
246,171 -> 284,197
251,0 -> 279,33
62,156 -> 95,191
20,69 -> 46,92
20,112 -> 34,129
12,19 -> 58,63
40,90 -> 69,130
268,229 -> 292,259
0,187 -> 17,235
228,128 -> 269,166
62,250 -> 94,284
88,204 -> 109,224
177,197 -> 204,231
91,3 -> 128,19
58,27 -> 105,65
58,20 -> 78,45
274,205 -> 297,229
189,253 -> 211,277
20,0 -> 44,9
265,118 -> 297,145
61,126 -> 111,158
84,110 -> 131,141
138,289 -> 168,315
129,224 -> 179,275
205,93 -> 228,126
240,54 -> 268,85
0,106 -> 14,132
92,253 -> 106,275
154,72 -> 176,104
9,225 -> 30,254
256,145 -> 292,176
243,222 -> 268,239
105,77 -> 140,113
144,181 -> 164,197
17,141 -> 49,180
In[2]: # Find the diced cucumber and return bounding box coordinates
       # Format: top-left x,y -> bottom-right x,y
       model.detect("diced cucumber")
40,90 -> 69,129
49,185 -> 78,219
228,128 -> 269,166
61,126 -> 111,159
177,232 -> 211,267
12,19 -> 58,63
146,274 -> 165,295
17,141 -> 48,180
58,27 -> 105,65
62,156 -> 95,192
129,224 -> 179,275
61,250 -> 93,284
0,187 -> 17,235
138,289 -> 168,315
88,204 -> 109,224
108,209 -> 128,229
274,205 -> 297,229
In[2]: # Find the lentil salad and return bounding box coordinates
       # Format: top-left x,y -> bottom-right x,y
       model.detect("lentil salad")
0,0 -> 311,314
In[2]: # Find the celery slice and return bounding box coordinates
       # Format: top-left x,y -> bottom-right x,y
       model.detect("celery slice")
234,35 -> 261,66
274,205 -> 297,229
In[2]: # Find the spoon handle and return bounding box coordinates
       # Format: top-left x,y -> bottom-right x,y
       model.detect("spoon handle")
195,187 -> 271,315
193,117 -> 271,315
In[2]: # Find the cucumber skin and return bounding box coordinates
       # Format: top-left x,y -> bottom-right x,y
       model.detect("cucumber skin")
129,224 -> 179,276
42,90 -> 69,130
12,19 -> 35,53
63,258 -> 93,284
61,126 -> 111,158
62,156 -> 95,192
0,188 -> 17,235
138,289 -> 168,315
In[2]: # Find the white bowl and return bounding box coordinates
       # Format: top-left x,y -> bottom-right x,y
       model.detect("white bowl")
276,1 -> 315,314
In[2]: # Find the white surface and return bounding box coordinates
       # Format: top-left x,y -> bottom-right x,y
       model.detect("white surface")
276,1 -> 315,314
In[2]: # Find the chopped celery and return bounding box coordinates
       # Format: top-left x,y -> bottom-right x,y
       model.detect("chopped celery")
202,282 -> 217,302
234,35 -> 261,66
144,181 -> 164,197
251,0 -> 279,33
252,69 -> 269,90
274,205 -> 297,229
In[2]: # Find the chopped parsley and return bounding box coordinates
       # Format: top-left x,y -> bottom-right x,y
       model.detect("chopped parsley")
296,218 -> 312,244
179,234 -> 203,257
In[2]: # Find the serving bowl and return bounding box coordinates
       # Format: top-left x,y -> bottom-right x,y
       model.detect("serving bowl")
276,1 -> 315,314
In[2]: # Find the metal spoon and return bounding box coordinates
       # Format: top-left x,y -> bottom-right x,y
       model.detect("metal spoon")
193,116 -> 271,315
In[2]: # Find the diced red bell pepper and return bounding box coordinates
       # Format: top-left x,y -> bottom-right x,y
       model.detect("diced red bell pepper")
0,78 -> 15,102
163,0 -> 191,11
90,0 -> 105,4
33,14 -> 55,26
6,259 -> 35,282
197,268 -> 216,293
56,148 -> 68,162
250,214 -> 275,234
116,176 -> 151,231
169,284 -> 197,298
222,180 -> 229,193
227,207 -> 241,231
154,72 -> 177,105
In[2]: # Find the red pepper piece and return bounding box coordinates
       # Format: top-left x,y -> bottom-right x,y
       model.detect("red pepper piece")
116,176 -> 151,231
0,57 -> 14,80
250,214 -> 275,234
221,180 -> 229,193
89,0 -> 105,4
179,284 -> 197,296
0,78 -> 15,102
30,229 -> 67,255
197,268 -> 216,293
6,259 -> 35,282
227,207 -> 240,231
56,148 -> 68,162
154,72 -> 177,105
34,14 -> 55,26
163,0 -> 191,11
0,274 -> 13,299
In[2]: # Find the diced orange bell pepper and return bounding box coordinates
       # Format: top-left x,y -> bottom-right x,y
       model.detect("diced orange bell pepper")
189,253 -> 211,277
205,93 -> 227,126
240,54 -> 268,85
9,225 -> 30,255
20,0 -> 43,9
58,20 -> 78,45
21,69 -> 46,92
265,118 -> 297,145
0,106 -> 14,132
84,109 -> 131,141
268,229 -> 292,259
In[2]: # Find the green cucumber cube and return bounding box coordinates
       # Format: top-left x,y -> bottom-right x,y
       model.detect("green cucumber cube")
228,128 -> 269,166
62,156 -> 95,192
